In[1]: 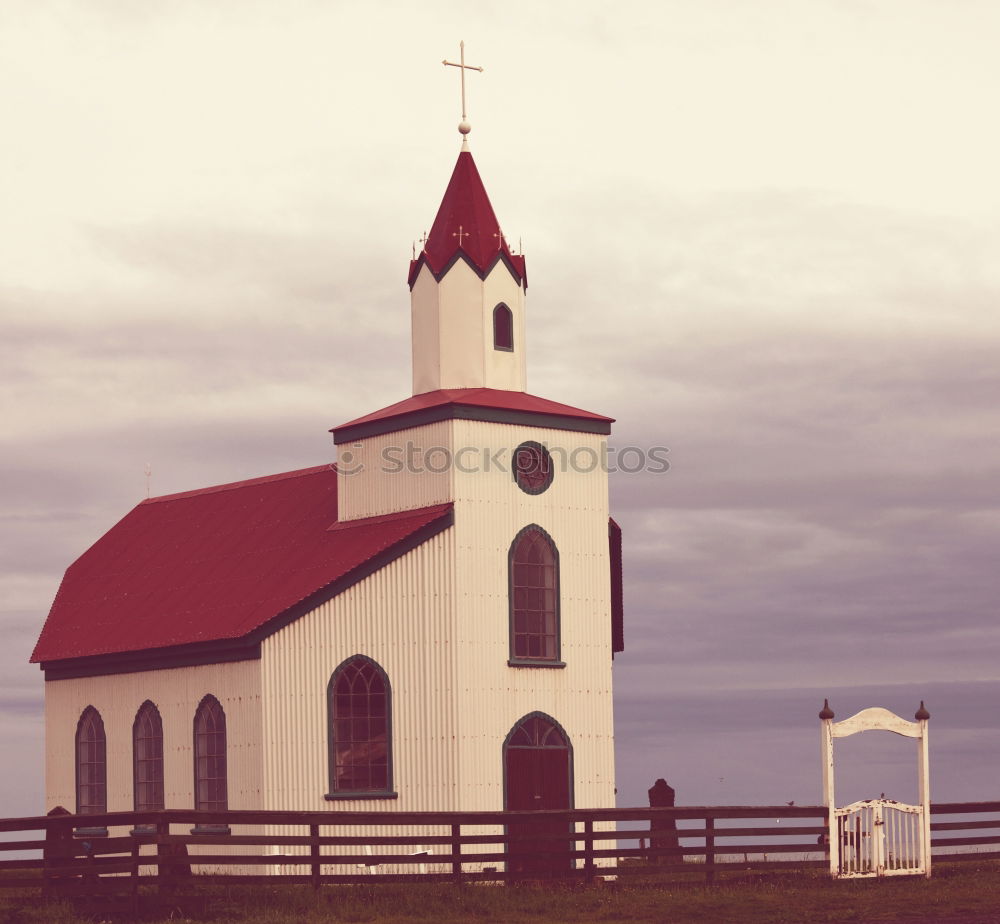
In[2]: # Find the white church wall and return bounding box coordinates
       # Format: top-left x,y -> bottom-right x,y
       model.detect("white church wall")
480,264 -> 526,392
337,419 -> 453,522
259,528 -> 457,813
410,266 -> 442,396
335,416 -> 616,816
410,260 -> 526,395
450,419 -> 617,812
43,659 -> 264,817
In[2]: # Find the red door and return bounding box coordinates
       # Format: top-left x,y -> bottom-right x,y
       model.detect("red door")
504,715 -> 572,877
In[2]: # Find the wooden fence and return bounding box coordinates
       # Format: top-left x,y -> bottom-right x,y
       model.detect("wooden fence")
2,802 -> 1000,908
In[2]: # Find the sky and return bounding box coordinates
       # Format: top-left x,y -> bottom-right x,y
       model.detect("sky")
2,0 -> 999,820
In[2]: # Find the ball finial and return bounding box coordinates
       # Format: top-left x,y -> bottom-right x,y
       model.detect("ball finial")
458,120 -> 471,136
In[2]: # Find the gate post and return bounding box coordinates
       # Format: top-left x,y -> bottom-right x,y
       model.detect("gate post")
819,700 -> 838,878
916,701 -> 931,878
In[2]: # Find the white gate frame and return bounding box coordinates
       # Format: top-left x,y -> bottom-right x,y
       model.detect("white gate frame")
820,700 -> 930,879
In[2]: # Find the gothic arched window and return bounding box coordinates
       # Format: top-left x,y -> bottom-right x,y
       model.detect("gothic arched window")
493,303 -> 514,351
133,700 -> 164,812
327,656 -> 394,798
76,706 -> 107,816
509,525 -> 561,665
193,695 -> 227,813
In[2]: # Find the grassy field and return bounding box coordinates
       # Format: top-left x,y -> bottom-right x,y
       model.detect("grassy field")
5,863 -> 1000,923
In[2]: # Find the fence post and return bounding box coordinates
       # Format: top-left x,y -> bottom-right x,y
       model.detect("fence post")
42,806 -> 74,899
705,817 -> 715,885
309,823 -> 321,892
451,823 -> 462,883
583,818 -> 595,881
129,837 -> 142,918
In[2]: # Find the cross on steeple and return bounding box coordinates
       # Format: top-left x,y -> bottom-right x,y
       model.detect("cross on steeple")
443,41 -> 483,145
452,225 -> 469,247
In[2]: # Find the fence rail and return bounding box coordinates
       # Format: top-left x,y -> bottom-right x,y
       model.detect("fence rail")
2,801 -> 1000,906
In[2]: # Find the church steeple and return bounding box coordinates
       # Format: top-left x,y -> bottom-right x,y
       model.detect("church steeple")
408,145 -> 528,395
407,151 -> 526,290
407,44 -> 529,396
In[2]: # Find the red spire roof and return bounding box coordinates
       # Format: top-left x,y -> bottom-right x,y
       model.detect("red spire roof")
408,150 -> 526,288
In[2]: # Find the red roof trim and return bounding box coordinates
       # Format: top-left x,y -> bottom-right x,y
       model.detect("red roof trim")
333,388 -> 613,444
407,248 -> 527,290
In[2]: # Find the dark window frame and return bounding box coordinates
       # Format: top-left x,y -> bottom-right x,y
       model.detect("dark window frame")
75,706 -> 107,824
508,524 -> 564,667
512,440 -> 554,495
132,700 -> 164,831
493,303 -> 514,352
192,694 -> 230,833
325,655 -> 397,801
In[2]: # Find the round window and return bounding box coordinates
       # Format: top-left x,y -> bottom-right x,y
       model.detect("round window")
513,441 -> 554,495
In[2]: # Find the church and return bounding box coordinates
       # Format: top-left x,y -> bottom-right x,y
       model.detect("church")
31,111 -> 624,834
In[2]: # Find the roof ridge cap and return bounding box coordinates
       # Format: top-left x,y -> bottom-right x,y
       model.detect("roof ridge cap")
143,464 -> 334,504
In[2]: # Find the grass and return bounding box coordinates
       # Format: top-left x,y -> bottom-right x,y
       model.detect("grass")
5,863 -> 1000,923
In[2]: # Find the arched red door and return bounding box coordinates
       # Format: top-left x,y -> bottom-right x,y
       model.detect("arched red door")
504,713 -> 572,876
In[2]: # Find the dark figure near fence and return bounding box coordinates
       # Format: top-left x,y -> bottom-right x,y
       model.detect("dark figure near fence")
648,778 -> 680,864
42,805 -> 75,894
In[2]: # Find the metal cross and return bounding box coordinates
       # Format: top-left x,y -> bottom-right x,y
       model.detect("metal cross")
453,225 -> 469,246
442,40 -> 483,122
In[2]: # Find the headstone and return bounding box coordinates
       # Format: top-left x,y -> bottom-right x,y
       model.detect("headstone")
648,778 -> 680,865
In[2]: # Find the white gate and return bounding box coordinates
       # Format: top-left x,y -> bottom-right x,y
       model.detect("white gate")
820,701 -> 930,879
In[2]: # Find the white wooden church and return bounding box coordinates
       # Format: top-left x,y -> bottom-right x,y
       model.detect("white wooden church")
31,114 -> 624,833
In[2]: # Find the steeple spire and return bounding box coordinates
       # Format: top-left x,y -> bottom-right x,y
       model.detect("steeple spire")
442,40 -> 483,151
408,150 -> 526,289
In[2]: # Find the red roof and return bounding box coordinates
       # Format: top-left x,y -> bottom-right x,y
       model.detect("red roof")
31,465 -> 452,665
333,388 -> 614,443
407,150 -> 526,288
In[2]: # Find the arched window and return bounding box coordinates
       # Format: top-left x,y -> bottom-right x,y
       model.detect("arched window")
327,656 -> 394,798
75,706 -> 107,816
509,525 -> 561,665
133,701 -> 164,812
493,303 -> 513,351
193,695 -> 227,813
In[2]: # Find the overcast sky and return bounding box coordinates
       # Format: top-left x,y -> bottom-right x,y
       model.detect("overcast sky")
2,0 -> 999,819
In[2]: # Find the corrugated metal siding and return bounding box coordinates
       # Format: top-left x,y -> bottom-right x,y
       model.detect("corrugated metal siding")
338,420 -> 454,521
450,421 -> 616,812
481,266 -> 526,392
44,660 -> 263,814
261,528 -> 457,813
273,419 -> 615,824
